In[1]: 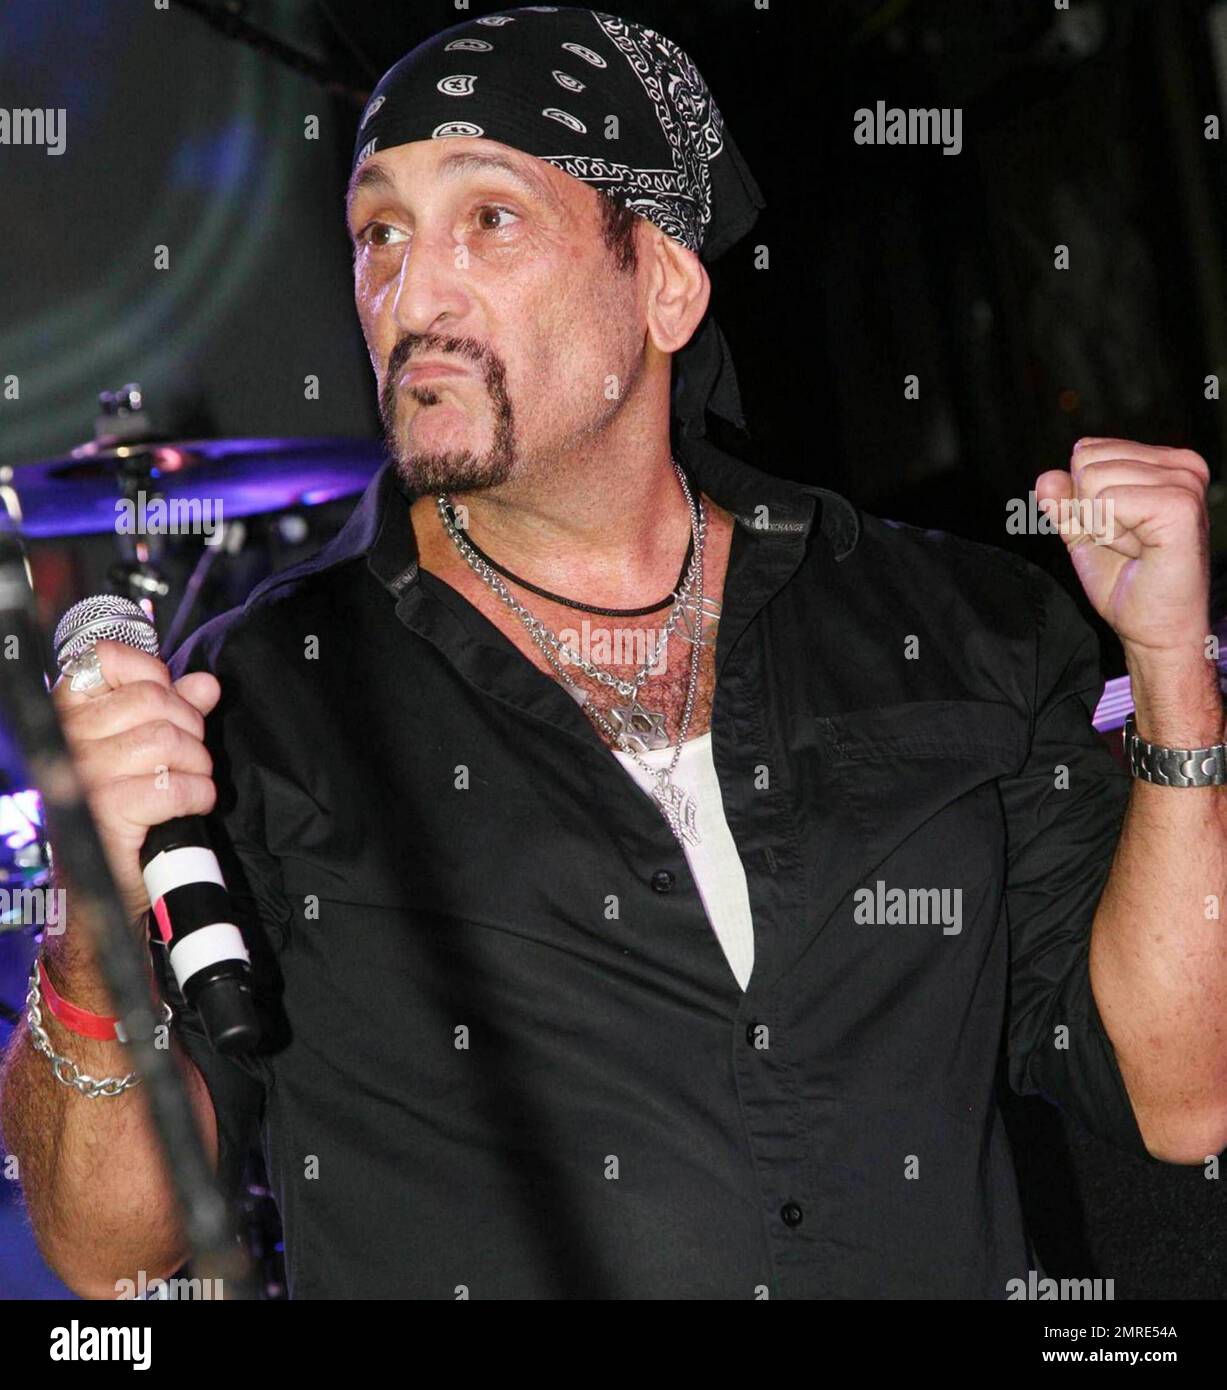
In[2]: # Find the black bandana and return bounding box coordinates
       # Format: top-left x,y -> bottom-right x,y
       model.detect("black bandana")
352,5 -> 764,438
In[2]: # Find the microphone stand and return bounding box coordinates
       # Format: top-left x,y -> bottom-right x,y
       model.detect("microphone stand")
0,533 -> 255,1298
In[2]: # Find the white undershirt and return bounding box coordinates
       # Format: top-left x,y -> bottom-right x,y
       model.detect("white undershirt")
610,731 -> 755,990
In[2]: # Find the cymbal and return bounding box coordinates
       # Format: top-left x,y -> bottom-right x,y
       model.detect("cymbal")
8,436 -> 387,538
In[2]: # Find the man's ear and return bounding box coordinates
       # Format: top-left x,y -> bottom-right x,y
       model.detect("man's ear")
644,229 -> 711,354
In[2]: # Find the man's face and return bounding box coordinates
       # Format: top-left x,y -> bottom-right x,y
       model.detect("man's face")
345,136 -> 646,494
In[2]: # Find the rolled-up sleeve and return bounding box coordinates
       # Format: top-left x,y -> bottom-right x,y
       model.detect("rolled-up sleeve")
999,564 -> 1161,1163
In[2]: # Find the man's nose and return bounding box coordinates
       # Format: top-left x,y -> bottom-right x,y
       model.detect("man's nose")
390,226 -> 471,338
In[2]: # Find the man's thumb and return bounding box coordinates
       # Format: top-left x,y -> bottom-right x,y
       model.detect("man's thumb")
173,670 -> 222,715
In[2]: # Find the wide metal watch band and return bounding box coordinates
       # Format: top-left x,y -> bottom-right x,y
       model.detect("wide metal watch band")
1122,714 -> 1227,787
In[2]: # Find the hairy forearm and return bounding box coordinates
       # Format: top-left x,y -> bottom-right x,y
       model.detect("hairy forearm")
0,923 -> 215,1297
1089,653 -> 1227,1163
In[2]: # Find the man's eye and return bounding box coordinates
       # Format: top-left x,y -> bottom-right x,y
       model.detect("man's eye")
475,205 -> 518,232
356,222 -> 408,248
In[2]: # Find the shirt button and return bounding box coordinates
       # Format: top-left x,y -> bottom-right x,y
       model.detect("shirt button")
780,1202 -> 804,1228
650,870 -> 675,893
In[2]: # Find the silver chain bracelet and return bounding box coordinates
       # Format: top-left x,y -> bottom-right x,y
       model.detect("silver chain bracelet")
25,958 -> 172,1099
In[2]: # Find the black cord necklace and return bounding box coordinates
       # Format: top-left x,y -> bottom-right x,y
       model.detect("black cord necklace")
440,502 -> 695,617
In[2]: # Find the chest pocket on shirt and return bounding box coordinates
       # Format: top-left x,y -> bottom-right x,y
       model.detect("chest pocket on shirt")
817,698 -> 1025,767
811,700 -> 1026,934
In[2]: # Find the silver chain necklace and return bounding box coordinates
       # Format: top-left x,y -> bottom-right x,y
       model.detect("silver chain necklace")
435,460 -> 707,847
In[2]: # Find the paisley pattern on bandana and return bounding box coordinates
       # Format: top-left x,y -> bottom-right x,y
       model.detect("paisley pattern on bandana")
351,6 -> 766,433
351,6 -> 761,263
563,12 -> 725,254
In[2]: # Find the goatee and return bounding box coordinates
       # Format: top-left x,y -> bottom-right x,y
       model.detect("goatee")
379,334 -> 517,495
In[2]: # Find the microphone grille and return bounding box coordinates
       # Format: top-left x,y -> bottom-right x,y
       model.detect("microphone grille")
53,596 -> 160,668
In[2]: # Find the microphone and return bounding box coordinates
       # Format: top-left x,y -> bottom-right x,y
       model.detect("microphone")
53,596 -> 260,1055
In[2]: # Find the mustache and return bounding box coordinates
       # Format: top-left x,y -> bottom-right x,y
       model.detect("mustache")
385,333 -> 491,386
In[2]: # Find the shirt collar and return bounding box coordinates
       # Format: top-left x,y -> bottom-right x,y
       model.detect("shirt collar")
300,437 -> 861,601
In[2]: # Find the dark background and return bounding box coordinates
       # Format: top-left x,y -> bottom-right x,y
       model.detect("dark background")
1,0 -> 1225,1298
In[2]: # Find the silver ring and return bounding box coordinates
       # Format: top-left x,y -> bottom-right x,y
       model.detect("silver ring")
63,644 -> 106,694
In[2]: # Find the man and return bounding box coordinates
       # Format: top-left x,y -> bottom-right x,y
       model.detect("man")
3,7 -> 1226,1300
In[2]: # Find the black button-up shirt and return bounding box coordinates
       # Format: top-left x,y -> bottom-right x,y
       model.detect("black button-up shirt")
160,435 -> 1158,1299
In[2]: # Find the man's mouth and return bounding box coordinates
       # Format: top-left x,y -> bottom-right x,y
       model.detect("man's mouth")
400,361 -> 473,387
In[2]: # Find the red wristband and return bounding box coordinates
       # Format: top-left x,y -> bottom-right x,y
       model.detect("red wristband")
38,958 -> 125,1043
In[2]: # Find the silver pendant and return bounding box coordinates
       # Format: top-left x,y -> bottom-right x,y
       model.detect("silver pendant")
675,593 -> 721,647
652,773 -> 701,846
610,698 -> 669,752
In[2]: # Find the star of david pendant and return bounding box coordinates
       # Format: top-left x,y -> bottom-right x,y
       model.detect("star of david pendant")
609,697 -> 670,752
652,773 -> 701,846
675,593 -> 721,646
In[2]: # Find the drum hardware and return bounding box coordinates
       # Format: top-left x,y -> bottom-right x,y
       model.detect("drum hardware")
0,386 -> 386,913
160,518 -> 248,660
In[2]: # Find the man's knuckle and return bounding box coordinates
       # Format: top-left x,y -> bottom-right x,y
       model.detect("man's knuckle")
1177,447 -> 1210,475
139,718 -> 179,755
89,779 -> 127,823
174,774 -> 214,816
